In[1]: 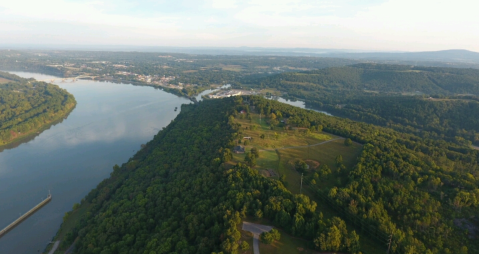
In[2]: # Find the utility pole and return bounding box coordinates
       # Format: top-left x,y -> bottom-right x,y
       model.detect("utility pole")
387,234 -> 392,254
300,173 -> 303,194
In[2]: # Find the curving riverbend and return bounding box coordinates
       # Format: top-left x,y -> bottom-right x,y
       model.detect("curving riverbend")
0,72 -> 191,254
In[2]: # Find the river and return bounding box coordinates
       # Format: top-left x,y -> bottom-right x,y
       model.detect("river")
0,72 -> 191,253
273,97 -> 332,116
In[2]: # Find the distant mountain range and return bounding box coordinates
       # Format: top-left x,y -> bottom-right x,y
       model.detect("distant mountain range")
2,44 -> 479,67
327,49 -> 479,64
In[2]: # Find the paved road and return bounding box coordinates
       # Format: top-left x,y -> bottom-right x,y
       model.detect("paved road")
242,222 -> 273,254
48,241 -> 60,254
260,138 -> 344,152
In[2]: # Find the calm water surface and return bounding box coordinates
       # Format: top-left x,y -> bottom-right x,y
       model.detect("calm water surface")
274,97 -> 332,116
0,72 -> 191,253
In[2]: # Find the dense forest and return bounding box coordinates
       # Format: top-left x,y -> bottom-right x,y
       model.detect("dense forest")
247,97 -> 479,253
246,64 -> 479,95
0,71 -> 76,145
57,96 -> 478,253
56,98 -> 361,254
242,64 -> 479,145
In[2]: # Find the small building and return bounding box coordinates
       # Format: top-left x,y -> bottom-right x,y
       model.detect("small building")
233,145 -> 245,154
243,137 -> 252,140
240,110 -> 246,114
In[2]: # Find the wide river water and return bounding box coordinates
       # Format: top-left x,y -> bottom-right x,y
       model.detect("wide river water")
0,72 -> 192,253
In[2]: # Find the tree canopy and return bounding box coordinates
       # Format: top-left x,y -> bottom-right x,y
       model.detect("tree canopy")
0,72 -> 76,145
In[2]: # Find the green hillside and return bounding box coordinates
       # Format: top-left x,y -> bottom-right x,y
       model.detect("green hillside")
248,64 -> 479,96
0,71 -> 76,146
54,96 -> 479,254
242,64 -> 479,146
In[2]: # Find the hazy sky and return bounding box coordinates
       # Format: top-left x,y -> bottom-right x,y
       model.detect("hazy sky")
0,0 -> 477,51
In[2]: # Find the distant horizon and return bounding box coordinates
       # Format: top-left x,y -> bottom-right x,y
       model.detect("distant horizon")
1,0 -> 477,52
0,44 -> 477,54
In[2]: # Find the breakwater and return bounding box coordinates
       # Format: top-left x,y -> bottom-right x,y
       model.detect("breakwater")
0,194 -> 52,238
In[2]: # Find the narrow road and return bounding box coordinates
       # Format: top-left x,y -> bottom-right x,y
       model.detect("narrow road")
260,138 -> 344,152
242,222 -> 273,254
64,240 -> 77,254
472,145 -> 479,151
48,241 -> 60,254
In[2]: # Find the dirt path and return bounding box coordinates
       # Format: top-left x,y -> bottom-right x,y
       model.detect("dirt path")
472,145 -> 479,151
260,138 -> 344,152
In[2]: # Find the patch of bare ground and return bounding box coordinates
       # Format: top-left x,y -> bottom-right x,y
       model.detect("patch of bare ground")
304,160 -> 320,169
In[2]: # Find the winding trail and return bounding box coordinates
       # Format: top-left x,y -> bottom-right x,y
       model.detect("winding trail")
260,138 -> 344,152
242,222 -> 273,254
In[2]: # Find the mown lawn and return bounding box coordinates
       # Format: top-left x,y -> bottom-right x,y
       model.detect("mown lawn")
259,228 -> 313,254
232,114 -> 385,254
235,114 -> 333,150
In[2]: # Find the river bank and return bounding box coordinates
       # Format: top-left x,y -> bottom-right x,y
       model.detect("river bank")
0,102 -> 76,151
0,71 -> 192,254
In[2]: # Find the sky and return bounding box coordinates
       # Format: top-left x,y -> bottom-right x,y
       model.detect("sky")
0,0 -> 478,52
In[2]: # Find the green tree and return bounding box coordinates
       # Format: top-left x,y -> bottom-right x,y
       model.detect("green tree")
270,229 -> 281,241
335,155 -> 343,167
319,225 -> 342,252
241,241 -> 249,250
255,209 -> 263,219
260,232 -> 274,244
244,152 -> 257,167
344,138 -> 353,146
250,147 -> 259,158
295,159 -> 308,173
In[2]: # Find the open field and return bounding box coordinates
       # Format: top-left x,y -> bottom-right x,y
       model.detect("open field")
235,115 -> 332,150
242,217 -> 318,254
259,228 -> 313,254
0,77 -> 11,84
221,65 -> 243,72
231,113 -> 385,253
276,139 -> 363,194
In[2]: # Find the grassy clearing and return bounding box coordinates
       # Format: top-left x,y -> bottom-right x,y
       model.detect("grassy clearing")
235,115 -> 332,151
221,65 -> 243,72
276,142 -> 384,254
259,228 -> 314,254
276,139 -> 362,194
242,217 -> 317,254
0,77 -> 11,84
231,114 -> 385,254
257,150 -> 279,168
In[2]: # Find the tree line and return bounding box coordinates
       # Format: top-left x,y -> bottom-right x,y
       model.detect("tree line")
0,72 -> 76,145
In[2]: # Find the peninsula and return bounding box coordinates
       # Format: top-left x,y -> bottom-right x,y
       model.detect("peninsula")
0,71 -> 76,147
